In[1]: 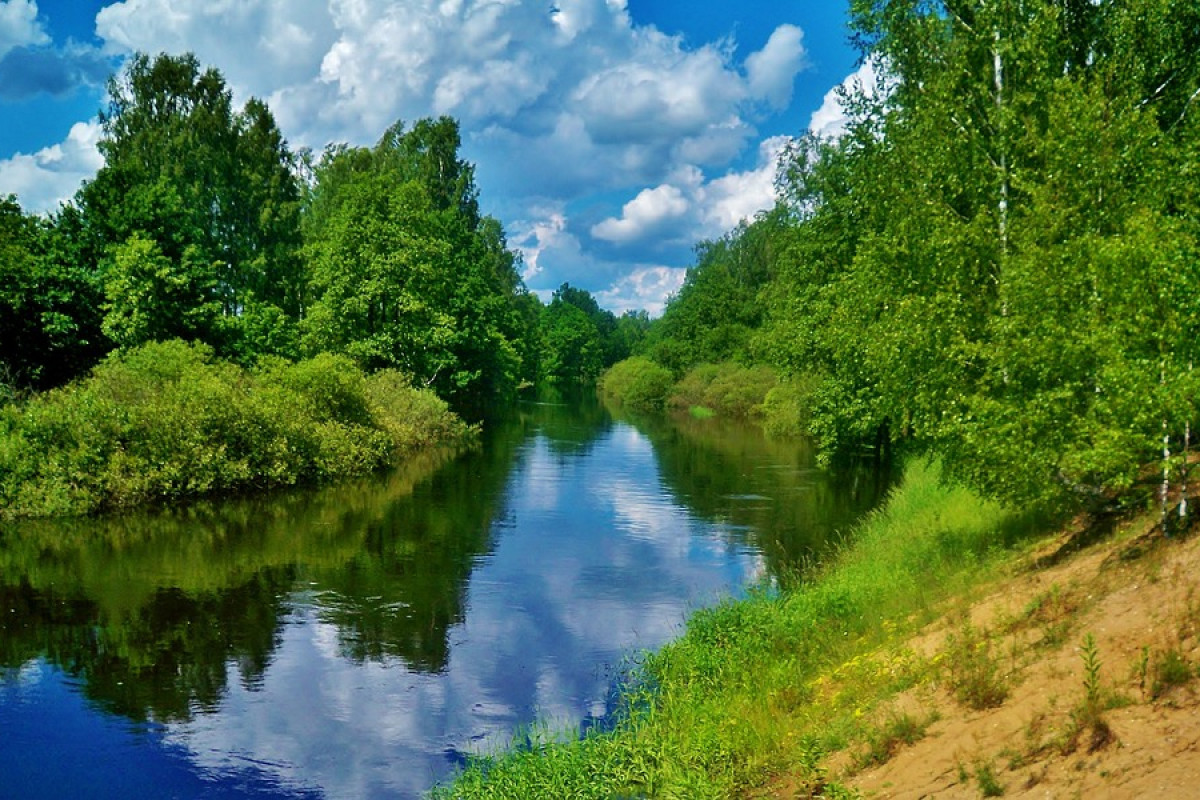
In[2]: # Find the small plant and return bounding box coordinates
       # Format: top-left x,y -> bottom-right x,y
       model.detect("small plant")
1152,647 -> 1195,699
855,710 -> 938,769
1135,645 -> 1151,700
1081,633 -> 1102,712
975,759 -> 1005,797
943,620 -> 1010,710
1072,633 -> 1113,752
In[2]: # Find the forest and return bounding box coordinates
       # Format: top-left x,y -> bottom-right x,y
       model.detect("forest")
4,0 -> 1200,521
606,0 -> 1200,516
0,53 -> 641,517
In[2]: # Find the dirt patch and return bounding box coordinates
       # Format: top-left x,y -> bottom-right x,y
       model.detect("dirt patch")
839,511 -> 1200,799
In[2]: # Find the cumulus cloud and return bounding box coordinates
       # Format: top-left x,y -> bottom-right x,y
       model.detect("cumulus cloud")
590,135 -> 788,251
72,0 -> 822,311
591,184 -> 690,245
808,56 -> 889,140
0,0 -> 47,59
595,266 -> 687,317
0,120 -> 103,212
93,1 -> 805,196
745,24 -> 807,109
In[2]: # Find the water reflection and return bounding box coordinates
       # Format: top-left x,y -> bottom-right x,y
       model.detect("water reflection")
0,397 -> 884,798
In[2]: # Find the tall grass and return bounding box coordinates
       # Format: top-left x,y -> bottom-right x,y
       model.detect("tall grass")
434,458 -> 1041,798
0,340 -> 470,518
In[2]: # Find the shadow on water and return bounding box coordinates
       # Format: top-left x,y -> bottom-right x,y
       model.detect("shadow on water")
605,401 -> 894,582
0,433 -> 526,722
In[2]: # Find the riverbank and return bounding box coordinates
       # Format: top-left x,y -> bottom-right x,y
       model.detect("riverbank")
433,459 -> 1038,797
833,491 -> 1200,798
436,458 -> 1200,798
0,340 -> 472,519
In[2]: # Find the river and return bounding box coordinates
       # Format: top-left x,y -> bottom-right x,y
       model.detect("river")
0,394 -> 887,798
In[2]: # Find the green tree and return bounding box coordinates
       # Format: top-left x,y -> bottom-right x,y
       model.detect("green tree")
302,118 -> 531,409
0,197 -> 106,391
650,214 -> 780,373
538,290 -> 603,384
76,52 -> 303,359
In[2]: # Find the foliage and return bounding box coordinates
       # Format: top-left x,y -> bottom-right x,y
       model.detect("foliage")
536,283 -> 628,385
0,340 -> 469,518
758,0 -> 1200,510
0,197 -> 106,390
76,52 -> 303,360
669,362 -> 778,419
761,373 -> 821,438
598,356 -> 674,411
301,117 -> 531,409
646,214 -> 781,373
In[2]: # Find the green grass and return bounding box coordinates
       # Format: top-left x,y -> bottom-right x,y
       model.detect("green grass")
433,458 -> 1043,798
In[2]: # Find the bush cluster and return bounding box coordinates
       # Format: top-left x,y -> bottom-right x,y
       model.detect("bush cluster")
0,340 -> 469,518
598,356 -> 674,411
669,362 -> 778,419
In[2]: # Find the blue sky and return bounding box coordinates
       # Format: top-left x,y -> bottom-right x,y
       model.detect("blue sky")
0,0 -> 865,313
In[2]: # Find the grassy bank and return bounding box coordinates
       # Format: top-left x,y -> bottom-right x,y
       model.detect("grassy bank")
0,340 -> 471,519
434,458 -> 1045,798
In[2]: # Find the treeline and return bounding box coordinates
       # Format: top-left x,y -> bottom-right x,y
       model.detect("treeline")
0,52 -> 639,406
604,0 -> 1200,513
0,52 -> 640,516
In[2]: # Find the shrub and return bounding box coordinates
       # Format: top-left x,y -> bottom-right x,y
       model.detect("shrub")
669,362 -> 778,419
0,340 -> 470,518
761,373 -> 821,438
599,357 -> 674,411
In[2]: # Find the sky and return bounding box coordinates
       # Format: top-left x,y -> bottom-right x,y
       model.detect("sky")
0,0 -> 868,314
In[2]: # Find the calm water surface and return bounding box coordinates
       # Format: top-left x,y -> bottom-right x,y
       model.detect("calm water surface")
0,396 -> 887,798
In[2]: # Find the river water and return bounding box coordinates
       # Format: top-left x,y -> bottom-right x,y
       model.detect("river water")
0,395 -> 887,798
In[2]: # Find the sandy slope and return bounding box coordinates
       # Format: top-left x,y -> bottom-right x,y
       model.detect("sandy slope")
844,510 -> 1200,799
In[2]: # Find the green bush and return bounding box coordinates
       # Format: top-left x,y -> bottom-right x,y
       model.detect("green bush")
599,356 -> 674,411
761,373 -> 821,438
669,362 -> 778,419
0,340 -> 469,518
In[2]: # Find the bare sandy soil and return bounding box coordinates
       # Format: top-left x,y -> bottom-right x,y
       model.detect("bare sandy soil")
840,509 -> 1200,799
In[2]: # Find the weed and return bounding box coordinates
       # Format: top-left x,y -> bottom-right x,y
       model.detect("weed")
1070,633 -> 1114,753
975,759 -> 1005,796
1152,647 -> 1194,699
854,710 -> 938,769
1135,645 -> 1151,700
943,620 -> 1010,710
1080,633 -> 1102,712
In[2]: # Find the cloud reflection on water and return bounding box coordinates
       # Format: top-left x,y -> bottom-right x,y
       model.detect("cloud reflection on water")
170,421 -> 762,798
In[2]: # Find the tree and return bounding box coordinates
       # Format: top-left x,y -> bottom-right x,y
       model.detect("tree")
539,297 -> 602,384
0,197 -> 106,391
650,214 -> 780,373
76,52 -> 303,359
302,118 -> 532,409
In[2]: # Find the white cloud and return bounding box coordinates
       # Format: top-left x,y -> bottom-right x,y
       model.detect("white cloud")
0,120 -> 103,212
0,0 -> 47,59
745,24 -> 806,109
808,56 -> 889,139
590,135 -> 787,250
595,266 -> 687,317
697,135 -> 789,232
591,184 -> 689,245
75,0 -> 826,312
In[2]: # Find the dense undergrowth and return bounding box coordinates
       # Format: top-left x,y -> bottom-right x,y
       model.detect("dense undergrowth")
601,358 -> 785,424
433,458 -> 1045,798
0,340 -> 470,519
